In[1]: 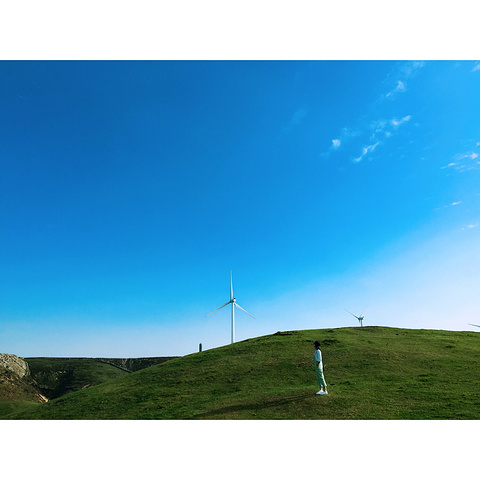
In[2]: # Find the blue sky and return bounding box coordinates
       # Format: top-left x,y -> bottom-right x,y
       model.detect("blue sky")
1,60 -> 480,357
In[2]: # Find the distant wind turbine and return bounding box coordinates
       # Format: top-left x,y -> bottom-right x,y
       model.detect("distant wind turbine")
345,307 -> 367,327
206,271 -> 255,344
468,324 -> 480,329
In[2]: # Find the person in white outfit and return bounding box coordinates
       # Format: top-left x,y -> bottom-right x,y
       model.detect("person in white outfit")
313,340 -> 328,395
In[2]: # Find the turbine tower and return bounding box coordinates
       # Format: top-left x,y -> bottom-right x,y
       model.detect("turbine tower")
206,271 -> 255,343
345,307 -> 367,327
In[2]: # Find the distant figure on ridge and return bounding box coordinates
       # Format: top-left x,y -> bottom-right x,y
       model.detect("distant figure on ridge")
313,341 -> 328,395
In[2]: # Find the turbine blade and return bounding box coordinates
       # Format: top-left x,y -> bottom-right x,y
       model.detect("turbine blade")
206,300 -> 231,317
361,306 -> 368,316
345,309 -> 359,320
235,303 -> 255,319
468,323 -> 480,328
230,270 -> 233,301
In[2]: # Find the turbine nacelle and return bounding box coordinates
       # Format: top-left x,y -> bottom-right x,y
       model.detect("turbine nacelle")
345,308 -> 367,327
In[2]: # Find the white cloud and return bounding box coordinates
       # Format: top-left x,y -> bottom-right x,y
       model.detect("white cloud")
455,151 -> 479,169
351,114 -> 412,163
443,150 -> 480,172
368,115 -> 411,146
455,152 -> 479,161
472,63 -> 480,72
322,127 -> 360,157
370,119 -> 387,138
363,143 -> 379,155
354,142 -> 380,163
383,62 -> 424,100
441,162 -> 457,169
326,61 -> 421,163
386,80 -> 406,98
463,223 -> 479,230
435,200 -> 463,211
391,115 -> 411,127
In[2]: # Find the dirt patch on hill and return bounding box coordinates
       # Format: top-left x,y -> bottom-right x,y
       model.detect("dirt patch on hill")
0,366 -> 47,403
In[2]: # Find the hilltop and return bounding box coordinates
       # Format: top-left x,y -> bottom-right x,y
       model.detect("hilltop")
2,326 -> 480,420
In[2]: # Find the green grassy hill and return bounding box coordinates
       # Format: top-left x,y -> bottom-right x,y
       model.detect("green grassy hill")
3,326 -> 480,420
25,358 -> 131,399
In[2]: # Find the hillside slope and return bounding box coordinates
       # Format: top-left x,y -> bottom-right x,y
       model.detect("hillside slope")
4,327 -> 480,420
0,366 -> 45,403
25,357 -> 177,399
25,358 -> 130,399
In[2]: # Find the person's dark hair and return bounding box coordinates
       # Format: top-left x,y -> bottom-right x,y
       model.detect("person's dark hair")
314,340 -> 321,347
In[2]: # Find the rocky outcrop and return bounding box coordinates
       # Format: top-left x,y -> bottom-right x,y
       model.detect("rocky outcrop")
0,354 -> 47,403
0,353 -> 30,378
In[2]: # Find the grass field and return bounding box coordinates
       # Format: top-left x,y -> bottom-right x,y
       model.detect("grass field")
25,357 -> 130,399
2,326 -> 480,420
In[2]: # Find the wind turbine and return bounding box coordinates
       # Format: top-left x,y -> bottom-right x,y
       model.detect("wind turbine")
205,270 -> 255,343
345,307 -> 367,327
206,271 -> 255,344
468,324 -> 480,329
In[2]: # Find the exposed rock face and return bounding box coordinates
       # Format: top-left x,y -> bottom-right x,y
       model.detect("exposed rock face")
0,353 -> 30,378
0,354 -> 47,403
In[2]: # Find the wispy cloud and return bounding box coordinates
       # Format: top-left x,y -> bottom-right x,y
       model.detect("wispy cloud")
443,149 -> 480,171
385,80 -> 406,98
391,115 -> 411,127
323,61 -> 421,163
441,162 -> 458,170
435,200 -> 463,211
382,61 -> 425,100
284,107 -> 307,132
462,223 -> 479,230
354,115 -> 412,163
323,127 -> 360,157
353,142 -> 380,163
457,152 -> 479,160
472,63 -> 480,72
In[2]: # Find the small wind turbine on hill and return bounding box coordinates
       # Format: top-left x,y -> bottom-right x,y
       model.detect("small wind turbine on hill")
206,271 -> 255,344
345,307 -> 367,327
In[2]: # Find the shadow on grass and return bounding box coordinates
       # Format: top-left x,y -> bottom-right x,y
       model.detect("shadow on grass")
193,390 -> 319,419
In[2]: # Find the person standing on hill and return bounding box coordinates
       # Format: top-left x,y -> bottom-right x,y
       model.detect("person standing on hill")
314,341 -> 328,395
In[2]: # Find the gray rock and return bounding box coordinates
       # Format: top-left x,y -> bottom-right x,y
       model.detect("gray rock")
0,353 -> 30,378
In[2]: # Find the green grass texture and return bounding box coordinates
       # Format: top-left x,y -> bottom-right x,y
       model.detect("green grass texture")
25,357 -> 129,399
3,326 -> 480,420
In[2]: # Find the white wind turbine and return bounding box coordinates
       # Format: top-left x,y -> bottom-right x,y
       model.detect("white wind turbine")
345,307 -> 367,327
206,271 -> 255,344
